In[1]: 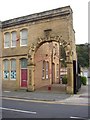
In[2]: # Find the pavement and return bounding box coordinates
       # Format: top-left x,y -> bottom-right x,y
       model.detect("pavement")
2,85 -> 89,105
59,85 -> 89,105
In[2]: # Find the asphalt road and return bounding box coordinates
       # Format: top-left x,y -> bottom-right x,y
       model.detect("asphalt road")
1,98 -> 89,119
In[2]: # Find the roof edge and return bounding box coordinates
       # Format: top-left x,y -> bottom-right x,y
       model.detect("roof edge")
2,5 -> 72,28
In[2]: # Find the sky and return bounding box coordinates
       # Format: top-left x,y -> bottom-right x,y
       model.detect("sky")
0,0 -> 89,44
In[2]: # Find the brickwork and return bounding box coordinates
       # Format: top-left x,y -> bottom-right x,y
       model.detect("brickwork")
34,43 -> 50,89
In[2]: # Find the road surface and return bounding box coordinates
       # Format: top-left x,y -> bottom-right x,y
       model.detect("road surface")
1,97 -> 89,119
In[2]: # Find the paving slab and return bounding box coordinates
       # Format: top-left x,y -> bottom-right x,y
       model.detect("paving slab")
2,85 -> 89,105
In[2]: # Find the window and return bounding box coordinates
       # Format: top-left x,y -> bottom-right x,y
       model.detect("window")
57,64 -> 59,78
42,61 -> 45,79
10,59 -> 16,80
11,31 -> 17,47
46,61 -> 49,79
21,58 -> 27,68
4,32 -> 10,48
20,29 -> 28,46
3,60 -> 9,80
42,61 -> 49,80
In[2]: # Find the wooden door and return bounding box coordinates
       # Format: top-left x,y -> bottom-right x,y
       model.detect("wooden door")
21,69 -> 27,87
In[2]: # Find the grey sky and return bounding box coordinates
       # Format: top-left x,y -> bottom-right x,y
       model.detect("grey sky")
0,0 -> 88,44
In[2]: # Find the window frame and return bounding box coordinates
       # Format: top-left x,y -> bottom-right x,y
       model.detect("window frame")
42,61 -> 49,80
10,59 -> 16,80
56,64 -> 59,78
20,58 -> 27,69
11,31 -> 17,48
46,61 -> 49,79
4,32 -> 10,48
3,59 -> 9,80
20,29 -> 28,46
42,61 -> 46,80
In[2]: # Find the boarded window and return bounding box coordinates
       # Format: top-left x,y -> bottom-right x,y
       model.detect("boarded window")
11,59 -> 16,80
3,60 -> 9,80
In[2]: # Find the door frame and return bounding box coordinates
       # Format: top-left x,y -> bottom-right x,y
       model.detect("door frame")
20,68 -> 28,88
20,58 -> 28,88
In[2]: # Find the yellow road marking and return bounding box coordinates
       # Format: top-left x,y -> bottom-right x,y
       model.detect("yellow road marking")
2,97 -> 55,104
2,97 -> 89,106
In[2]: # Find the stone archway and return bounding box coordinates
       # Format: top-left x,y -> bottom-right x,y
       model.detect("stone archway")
27,35 -> 75,94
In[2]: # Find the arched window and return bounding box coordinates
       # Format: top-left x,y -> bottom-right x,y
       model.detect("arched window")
20,29 -> 28,46
21,58 -> 27,68
4,32 -> 10,48
3,59 -> 9,80
10,59 -> 16,80
11,31 -> 17,47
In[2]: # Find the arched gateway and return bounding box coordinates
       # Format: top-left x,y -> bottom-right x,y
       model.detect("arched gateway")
27,35 -> 76,94
1,6 -> 77,93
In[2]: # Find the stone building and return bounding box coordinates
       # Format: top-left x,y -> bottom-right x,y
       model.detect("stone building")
1,6 -> 77,93
0,21 -> 2,93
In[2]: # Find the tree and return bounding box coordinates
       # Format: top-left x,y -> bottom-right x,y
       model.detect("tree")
60,46 -> 67,67
76,44 -> 89,68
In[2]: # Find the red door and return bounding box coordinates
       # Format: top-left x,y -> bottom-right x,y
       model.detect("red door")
21,69 -> 27,87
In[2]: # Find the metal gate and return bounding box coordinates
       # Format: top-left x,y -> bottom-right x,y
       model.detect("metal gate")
73,60 -> 81,94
